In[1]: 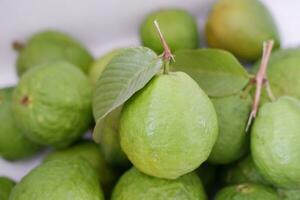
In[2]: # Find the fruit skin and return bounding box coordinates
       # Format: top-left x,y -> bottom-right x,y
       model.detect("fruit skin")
120,72 -> 218,179
44,140 -> 117,195
9,158 -> 104,200
222,155 -> 269,186
215,183 -> 281,200
251,96 -> 300,189
111,167 -> 207,200
205,0 -> 280,61
208,94 -> 252,164
140,9 -> 199,54
12,62 -> 93,148
0,87 -> 41,160
0,177 -> 15,200
16,30 -> 93,76
88,49 -> 123,85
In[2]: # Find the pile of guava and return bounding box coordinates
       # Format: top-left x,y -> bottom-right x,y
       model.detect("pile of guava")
1,0 -> 299,199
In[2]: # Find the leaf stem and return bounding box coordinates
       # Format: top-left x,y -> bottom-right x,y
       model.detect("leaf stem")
154,20 -> 175,74
12,41 -> 25,51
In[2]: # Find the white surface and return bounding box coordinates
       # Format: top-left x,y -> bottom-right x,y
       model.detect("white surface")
0,0 -> 300,182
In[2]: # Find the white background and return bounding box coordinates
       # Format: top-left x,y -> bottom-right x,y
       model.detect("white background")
0,0 -> 299,181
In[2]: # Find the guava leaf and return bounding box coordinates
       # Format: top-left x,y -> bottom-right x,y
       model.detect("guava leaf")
171,49 -> 251,97
92,47 -> 162,142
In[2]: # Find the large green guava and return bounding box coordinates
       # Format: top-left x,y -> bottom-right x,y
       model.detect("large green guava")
215,183 -> 281,200
208,94 -> 252,164
251,96 -> 300,189
9,158 -> 104,200
111,167 -> 207,200
140,9 -> 199,54
278,189 -> 300,200
0,177 -> 15,200
12,62 -> 93,148
120,72 -> 218,179
16,30 -> 93,76
0,87 -> 41,160
205,0 -> 280,61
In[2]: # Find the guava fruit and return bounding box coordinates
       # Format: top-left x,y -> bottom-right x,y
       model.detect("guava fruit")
111,167 -> 207,200
0,177 -> 15,200
205,0 -> 280,61
44,140 -> 117,195
222,155 -> 269,186
196,163 -> 218,195
215,183 -> 281,200
278,189 -> 300,200
208,94 -> 252,164
88,49 -> 123,85
12,61 -> 93,148
120,72 -> 218,179
100,107 -> 131,169
0,87 -> 41,160
251,96 -> 300,189
16,30 -> 93,76
140,9 -> 199,54
9,158 -> 104,200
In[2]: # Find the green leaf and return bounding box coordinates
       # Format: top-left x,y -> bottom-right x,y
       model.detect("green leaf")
171,49 -> 251,97
92,47 -> 162,141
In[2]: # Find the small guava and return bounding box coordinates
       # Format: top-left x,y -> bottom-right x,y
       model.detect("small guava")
0,87 -> 41,160
44,140 -> 118,195
215,183 -> 281,200
120,72 -> 218,179
140,9 -> 199,54
208,94 -> 252,164
111,167 -> 207,200
16,30 -> 93,76
9,158 -> 104,200
0,177 -> 15,200
251,96 -> 300,189
205,0 -> 280,61
222,155 -> 269,186
12,61 -> 93,148
278,189 -> 300,200
88,49 -> 123,85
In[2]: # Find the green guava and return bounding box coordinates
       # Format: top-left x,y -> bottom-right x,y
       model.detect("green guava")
208,94 -> 252,164
120,72 -> 218,179
111,167 -> 207,200
0,87 -> 41,160
44,140 -> 118,195
140,9 -> 199,54
16,30 -> 93,76
9,158 -> 104,200
251,96 -> 300,189
205,0 -> 280,61
88,49 -> 123,85
278,189 -> 300,200
0,177 -> 15,200
222,155 -> 269,186
12,61 -> 93,148
196,163 -> 218,195
215,183 -> 281,200
100,106 -> 131,169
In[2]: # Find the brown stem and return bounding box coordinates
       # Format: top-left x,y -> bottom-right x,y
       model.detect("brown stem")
12,41 -> 25,51
153,20 -> 175,74
246,40 -> 274,131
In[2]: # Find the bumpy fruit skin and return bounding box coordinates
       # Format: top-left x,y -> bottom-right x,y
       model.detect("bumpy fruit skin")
251,96 -> 300,189
12,62 -> 93,148
215,183 -> 281,200
278,189 -> 300,200
208,94 -> 251,164
0,177 -> 15,200
0,87 -> 41,160
222,155 -> 269,186
88,49 -> 123,85
120,72 -> 218,179
16,30 -> 93,76
205,0 -> 280,61
111,167 -> 207,200
9,158 -> 104,200
140,9 -> 199,54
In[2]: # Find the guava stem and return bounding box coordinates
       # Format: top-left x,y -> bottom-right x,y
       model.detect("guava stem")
246,40 -> 274,131
12,41 -> 25,51
154,20 -> 175,74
